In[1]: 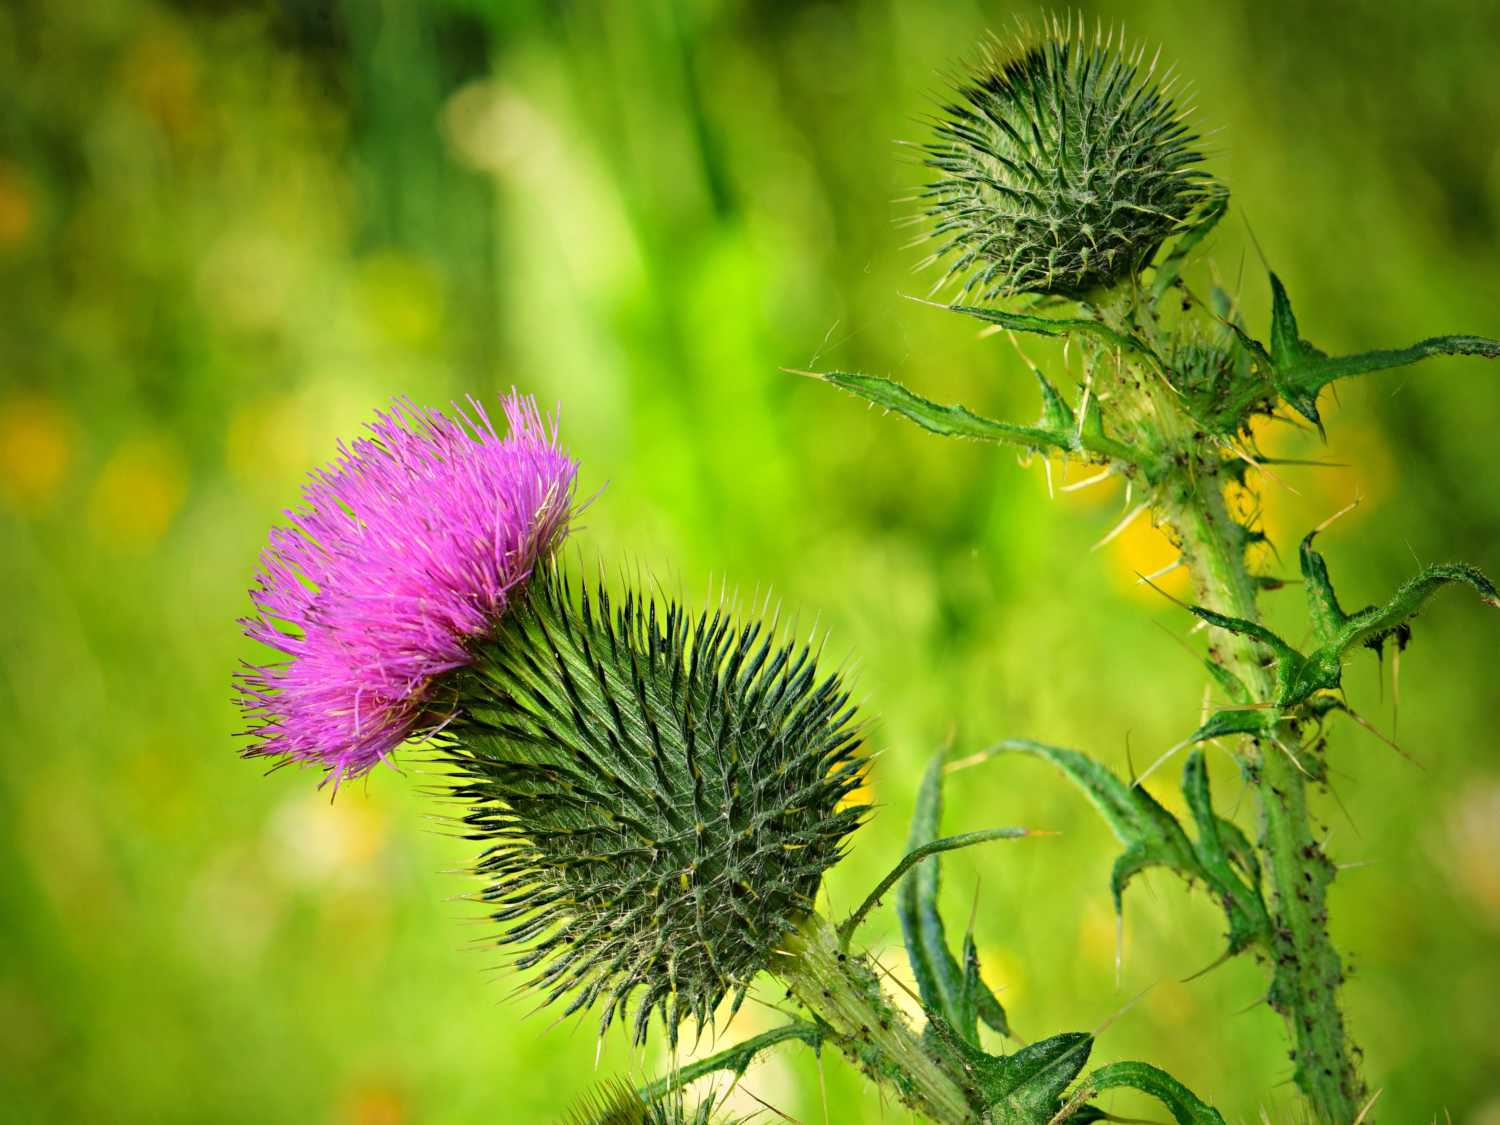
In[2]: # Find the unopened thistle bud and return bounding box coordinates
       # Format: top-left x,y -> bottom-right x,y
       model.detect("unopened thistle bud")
923,20 -> 1215,298
445,573 -> 867,1043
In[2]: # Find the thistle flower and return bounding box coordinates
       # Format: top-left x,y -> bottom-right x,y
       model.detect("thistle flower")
922,20 -> 1215,298
236,391 -> 577,782
443,571 -> 868,1044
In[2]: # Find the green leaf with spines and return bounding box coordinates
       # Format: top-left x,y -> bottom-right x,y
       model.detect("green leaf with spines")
999,740 -> 1268,957
1001,739 -> 1196,907
1186,529 -> 1497,711
891,750 -> 1014,1044
1300,526 -> 1499,658
809,368 -> 1146,466
1065,1061 -> 1227,1124
815,369 -> 1071,452
638,1021 -> 822,1107
1202,657 -> 1252,706
1233,271 -> 1500,428
1184,707 -> 1272,745
1179,750 -> 1269,950
944,301 -> 1165,374
946,1031 -> 1096,1123
843,824 -> 1032,952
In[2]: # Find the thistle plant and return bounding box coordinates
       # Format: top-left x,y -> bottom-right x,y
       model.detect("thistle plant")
802,17 -> 1499,1124
232,23 -> 1496,1125
236,386 -> 1225,1123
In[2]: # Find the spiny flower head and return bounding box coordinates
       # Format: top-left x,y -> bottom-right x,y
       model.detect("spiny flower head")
444,571 -> 868,1044
922,19 -> 1215,298
559,1077 -> 745,1125
237,391 -> 577,782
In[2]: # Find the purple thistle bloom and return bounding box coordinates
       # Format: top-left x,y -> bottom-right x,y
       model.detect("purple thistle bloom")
237,391 -> 577,783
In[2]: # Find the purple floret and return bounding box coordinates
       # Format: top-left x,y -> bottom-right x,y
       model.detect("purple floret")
237,391 -> 577,783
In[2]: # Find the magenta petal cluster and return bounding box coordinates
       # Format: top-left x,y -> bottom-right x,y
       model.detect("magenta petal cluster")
237,391 -> 577,782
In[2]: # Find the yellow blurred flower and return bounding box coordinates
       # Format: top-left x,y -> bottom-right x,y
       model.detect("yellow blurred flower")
1106,511 -> 1190,602
225,394 -> 313,490
0,161 -> 34,249
86,434 -> 188,550
0,391 -> 74,514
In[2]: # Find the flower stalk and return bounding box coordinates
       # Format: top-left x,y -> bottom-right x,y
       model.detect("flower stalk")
1166,464 -> 1363,1122
777,912 -> 972,1124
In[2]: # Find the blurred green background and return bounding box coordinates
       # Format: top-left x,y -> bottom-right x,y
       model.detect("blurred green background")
3,1 -> 1499,1122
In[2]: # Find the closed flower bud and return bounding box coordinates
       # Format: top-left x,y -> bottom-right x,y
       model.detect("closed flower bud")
443,572 -> 868,1044
922,20 -> 1216,298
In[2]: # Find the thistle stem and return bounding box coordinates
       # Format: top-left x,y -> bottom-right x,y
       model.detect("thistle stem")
1167,478 -> 1364,1123
778,911 -> 972,1124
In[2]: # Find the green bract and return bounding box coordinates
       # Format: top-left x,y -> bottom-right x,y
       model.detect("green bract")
923,23 -> 1214,298
441,570 -> 869,1044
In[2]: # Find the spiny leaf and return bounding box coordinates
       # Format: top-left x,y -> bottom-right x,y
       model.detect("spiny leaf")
1203,658 -> 1252,705
1288,529 -> 1498,704
870,750 -> 1017,1041
1180,606 -> 1319,709
1000,741 -> 1197,918
559,1078 -> 744,1125
1180,751 -> 1269,953
1299,527 -> 1349,644
1184,708 -> 1271,746
1069,1061 -> 1227,1124
945,301 -> 1164,370
1184,604 -> 1298,664
845,825 -> 1033,951
814,369 -> 1070,452
809,368 -> 1144,465
1323,565 -> 1498,656
1256,272 -> 1500,426
949,1031 -> 1095,1123
1187,541 -> 1496,713
1033,368 -> 1073,433
1000,740 -> 1268,958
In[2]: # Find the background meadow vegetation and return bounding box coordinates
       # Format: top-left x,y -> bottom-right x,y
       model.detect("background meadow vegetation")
3,1 -> 1499,1121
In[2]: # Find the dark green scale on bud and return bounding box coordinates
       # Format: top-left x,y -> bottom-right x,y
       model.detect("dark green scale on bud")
923,23 -> 1215,298
440,568 -> 869,1045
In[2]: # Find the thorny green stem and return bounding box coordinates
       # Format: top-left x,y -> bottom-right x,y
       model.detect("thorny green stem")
778,911 -> 972,1124
1166,476 -> 1364,1123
